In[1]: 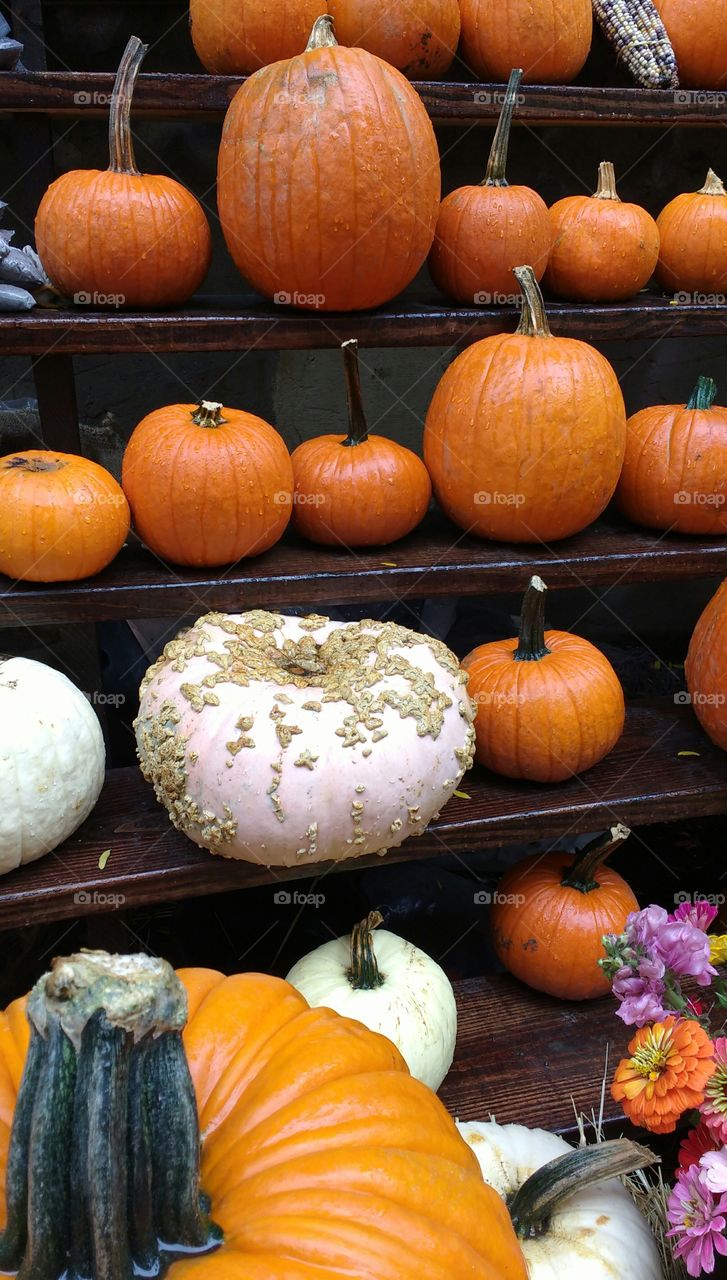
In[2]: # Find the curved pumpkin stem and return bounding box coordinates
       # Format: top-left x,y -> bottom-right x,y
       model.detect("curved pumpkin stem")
348,911 -> 386,990
514,576 -> 551,662
306,15 -> 338,50
483,68 -> 523,188
509,1139 -> 658,1238
593,161 -> 620,201
108,35 -> 148,175
560,824 -> 631,893
699,169 -> 727,196
3,455 -> 66,473
191,401 -> 229,428
513,266 -> 552,339
687,375 -> 718,411
341,339 -> 370,448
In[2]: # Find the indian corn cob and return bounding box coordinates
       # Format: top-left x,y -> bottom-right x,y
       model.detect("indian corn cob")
592,0 -> 679,88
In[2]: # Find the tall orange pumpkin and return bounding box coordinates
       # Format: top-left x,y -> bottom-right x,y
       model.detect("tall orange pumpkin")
217,16 -> 441,312
191,0 -> 321,73
656,170 -> 727,295
685,579 -> 727,752
429,70 -> 552,306
35,37 -> 211,309
121,400 -> 293,566
423,266 -> 627,543
459,0 -> 592,83
654,0 -> 727,87
327,0 -> 461,77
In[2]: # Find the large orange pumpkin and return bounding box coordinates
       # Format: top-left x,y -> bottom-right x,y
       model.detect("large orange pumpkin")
654,0 -> 727,87
217,17 -> 441,312
0,450 -> 129,582
423,266 -> 627,543
459,0 -> 592,83
0,950 -> 529,1279
429,70 -> 552,306
190,0 -> 321,73
327,0 -> 461,77
656,169 -> 727,295
685,579 -> 727,752
35,37 -> 211,309
490,826 -> 639,1000
121,400 -> 293,567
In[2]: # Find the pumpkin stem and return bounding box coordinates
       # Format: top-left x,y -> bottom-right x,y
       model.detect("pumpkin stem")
513,266 -> 552,338
348,911 -> 386,990
341,339 -> 370,448
509,1139 -> 658,1238
514,576 -> 551,662
699,169 -> 727,196
482,69 -> 523,188
0,951 -> 221,1280
593,161 -> 620,201
560,824 -> 631,893
191,400 -> 229,428
4,454 -> 66,473
686,375 -> 718,412
306,15 -> 338,50
108,35 -> 148,176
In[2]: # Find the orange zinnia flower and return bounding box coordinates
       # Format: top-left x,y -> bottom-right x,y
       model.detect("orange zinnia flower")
611,1016 -> 715,1135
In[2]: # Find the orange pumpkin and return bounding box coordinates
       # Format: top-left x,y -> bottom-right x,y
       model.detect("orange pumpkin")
459,0 -> 592,83
0,450 -> 129,582
423,266 -> 627,543
656,169 -> 727,295
121,400 -> 293,567
35,38 -> 211,309
617,376 -> 727,534
544,161 -> 660,302
462,576 -> 626,783
0,950 -> 529,1279
217,17 -> 441,312
429,70 -> 552,306
291,340 -> 432,547
654,0 -> 727,87
327,0 -> 461,77
685,579 -> 727,752
491,826 -> 639,1000
191,0 -> 321,72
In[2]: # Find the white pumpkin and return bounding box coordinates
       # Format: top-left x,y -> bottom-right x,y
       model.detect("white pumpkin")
286,911 -> 457,1090
0,656 -> 105,873
135,610 -> 475,867
457,1121 -> 664,1280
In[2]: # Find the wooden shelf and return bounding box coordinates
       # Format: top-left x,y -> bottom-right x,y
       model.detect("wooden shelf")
2,294 -> 727,353
1,71 -> 725,126
1,700 -> 723,931
2,512 -> 726,626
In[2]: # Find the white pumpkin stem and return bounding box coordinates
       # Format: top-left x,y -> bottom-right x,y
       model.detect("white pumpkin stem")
348,912 -> 385,990
482,69 -> 523,188
306,15 -> 338,50
191,401 -> 228,429
108,35 -> 148,176
593,161 -> 620,201
699,169 -> 727,197
509,1139 -> 658,1239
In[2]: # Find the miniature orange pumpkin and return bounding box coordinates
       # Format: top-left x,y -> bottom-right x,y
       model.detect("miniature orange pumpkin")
656,169 -> 727,295
328,0 -> 461,77
685,579 -> 727,752
459,0 -> 592,83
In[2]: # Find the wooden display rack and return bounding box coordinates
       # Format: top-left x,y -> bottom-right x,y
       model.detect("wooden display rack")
2,0 -> 726,1137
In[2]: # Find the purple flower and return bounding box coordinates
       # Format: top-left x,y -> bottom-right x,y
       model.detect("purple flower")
657,921 -> 717,986
702,1151 -> 727,1195
612,966 -> 668,1027
668,1164 -> 727,1276
673,900 -> 720,932
626,905 -> 670,951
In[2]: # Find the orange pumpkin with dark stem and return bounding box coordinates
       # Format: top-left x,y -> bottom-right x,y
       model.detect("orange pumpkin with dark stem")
429,70 -> 552,306
327,0 -> 461,77
0,451 -> 129,582
217,17 -> 441,312
654,0 -> 727,87
462,576 -> 626,783
656,170 -> 727,295
291,340 -> 431,547
35,38 -> 211,309
121,400 -> 293,567
545,161 -> 660,303
491,826 -> 639,1000
686,579 -> 727,752
191,0 -> 321,72
617,375 -> 727,534
424,266 -> 627,543
459,0 -> 592,83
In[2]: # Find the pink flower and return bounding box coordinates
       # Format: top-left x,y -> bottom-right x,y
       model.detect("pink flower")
656,921 -> 717,986
702,1151 -> 727,1195
673,900 -> 720,932
668,1164 -> 727,1276
679,1124 -> 721,1172
612,966 -> 667,1027
703,1041 -> 727,1145
626,905 -> 670,950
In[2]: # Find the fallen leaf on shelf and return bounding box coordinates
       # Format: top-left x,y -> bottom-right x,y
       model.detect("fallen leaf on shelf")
678,751 -> 700,758
98,848 -> 111,870
380,562 -> 397,568
454,790 -> 471,800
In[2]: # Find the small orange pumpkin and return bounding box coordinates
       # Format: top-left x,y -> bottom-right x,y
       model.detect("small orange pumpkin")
462,576 -> 626,783
656,169 -> 727,295
191,0 -> 321,73
327,0 -> 461,77
654,0 -> 727,88
35,38 -> 211,309
459,0 -> 592,83
121,400 -> 293,567
685,578 -> 727,752
291,340 -> 432,547
0,451 -> 130,582
617,375 -> 727,534
429,70 -> 552,306
545,161 -> 660,303
491,825 -> 639,1000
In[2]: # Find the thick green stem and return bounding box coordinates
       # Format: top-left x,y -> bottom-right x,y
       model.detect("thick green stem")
514,576 -> 551,662
514,267 -> 552,338
348,912 -> 385,991
483,69 -> 523,187
509,1139 -> 658,1239
341,340 -> 370,448
687,376 -> 718,411
560,824 -> 631,893
108,36 -> 147,175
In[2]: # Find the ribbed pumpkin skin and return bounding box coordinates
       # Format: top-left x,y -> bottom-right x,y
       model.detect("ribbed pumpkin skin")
686,579 -> 727,752
0,450 -> 129,582
654,0 -> 727,87
35,171 -> 212,308
545,197 -> 660,302
429,187 -> 552,304
423,336 -> 626,543
459,0 -> 592,83
122,404 -> 293,567
490,853 -> 639,999
217,45 -> 441,311
191,0 -> 321,73
617,401 -> 727,534
656,188 -> 727,294
462,631 -> 625,782
327,0 -> 461,77
0,970 -> 529,1279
